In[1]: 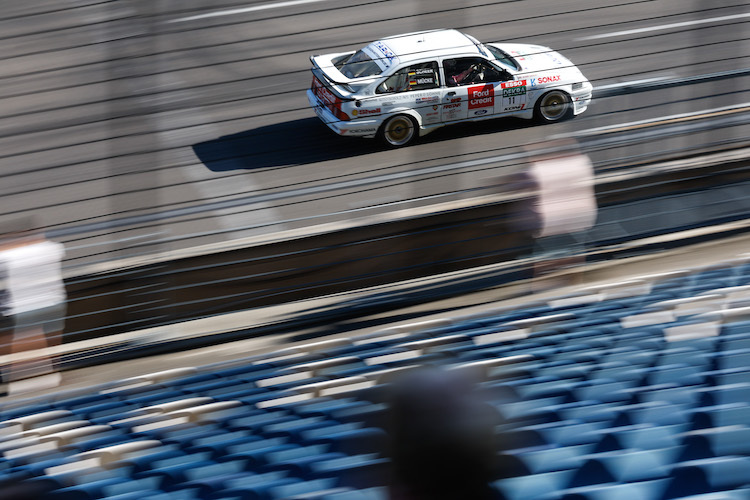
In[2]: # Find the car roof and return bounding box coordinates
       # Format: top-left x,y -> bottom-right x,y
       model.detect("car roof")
375,29 -> 482,64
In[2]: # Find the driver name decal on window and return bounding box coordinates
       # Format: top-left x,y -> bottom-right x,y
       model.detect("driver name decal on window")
468,84 -> 494,109
408,72 -> 434,87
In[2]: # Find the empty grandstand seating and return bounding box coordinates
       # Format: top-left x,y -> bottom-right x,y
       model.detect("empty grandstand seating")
2,256 -> 750,498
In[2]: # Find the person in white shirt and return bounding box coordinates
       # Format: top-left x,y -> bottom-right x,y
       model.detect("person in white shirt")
0,222 -> 66,392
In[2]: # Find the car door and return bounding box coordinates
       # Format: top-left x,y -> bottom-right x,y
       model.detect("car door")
440,57 -> 510,123
497,78 -> 528,114
374,61 -> 442,125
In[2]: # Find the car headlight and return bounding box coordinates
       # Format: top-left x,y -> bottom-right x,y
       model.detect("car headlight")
572,82 -> 584,91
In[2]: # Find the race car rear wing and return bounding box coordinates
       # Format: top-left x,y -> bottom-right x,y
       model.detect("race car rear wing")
309,55 -> 355,100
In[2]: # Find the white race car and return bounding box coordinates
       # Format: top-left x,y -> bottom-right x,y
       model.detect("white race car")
308,29 -> 592,147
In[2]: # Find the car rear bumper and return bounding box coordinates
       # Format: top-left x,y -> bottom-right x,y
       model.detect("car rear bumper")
307,90 -> 380,138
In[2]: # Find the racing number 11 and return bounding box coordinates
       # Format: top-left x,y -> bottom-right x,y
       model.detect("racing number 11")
501,80 -> 527,112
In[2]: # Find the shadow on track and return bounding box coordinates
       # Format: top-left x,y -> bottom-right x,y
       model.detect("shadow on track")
192,116 -> 536,172
192,117 -> 382,171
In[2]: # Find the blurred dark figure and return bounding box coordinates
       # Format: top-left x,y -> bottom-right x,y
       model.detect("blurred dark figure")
0,218 -> 66,394
504,169 -> 543,259
384,366 -> 502,500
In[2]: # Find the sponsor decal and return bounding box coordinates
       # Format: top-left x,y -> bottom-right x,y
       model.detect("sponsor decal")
545,53 -> 564,66
416,95 -> 439,104
349,127 -> 377,134
372,41 -> 396,64
443,103 -> 462,110
351,108 -> 381,116
501,80 -> 527,97
473,109 -> 488,115
502,80 -> 527,98
536,75 -> 560,85
414,68 -> 434,75
425,113 -> 440,123
390,91 -> 439,102
503,87 -> 526,97
504,105 -> 524,111
468,84 -> 495,109
501,80 -> 526,88
312,76 -> 344,119
312,77 -> 338,107
450,97 -> 461,103
432,105 -> 438,111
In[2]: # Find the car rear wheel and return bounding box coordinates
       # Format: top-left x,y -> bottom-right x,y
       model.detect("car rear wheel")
379,115 -> 418,147
535,90 -> 572,123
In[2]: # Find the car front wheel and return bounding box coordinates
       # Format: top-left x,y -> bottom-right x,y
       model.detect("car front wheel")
379,114 -> 418,147
535,90 -> 572,123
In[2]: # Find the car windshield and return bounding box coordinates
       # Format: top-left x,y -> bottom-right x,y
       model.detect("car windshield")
335,50 -> 384,78
486,45 -> 520,71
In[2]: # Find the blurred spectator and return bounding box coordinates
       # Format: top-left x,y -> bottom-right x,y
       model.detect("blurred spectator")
504,168 -> 543,259
383,366 -> 502,499
0,218 -> 66,394
522,143 -> 598,286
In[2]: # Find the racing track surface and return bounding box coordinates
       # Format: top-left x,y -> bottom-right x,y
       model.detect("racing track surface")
2,0 -> 749,269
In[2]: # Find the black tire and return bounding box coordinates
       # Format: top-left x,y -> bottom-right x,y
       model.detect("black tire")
534,90 -> 572,123
379,114 -> 418,147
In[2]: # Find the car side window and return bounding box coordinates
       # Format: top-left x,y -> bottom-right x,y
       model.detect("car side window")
376,61 -> 440,94
443,57 -> 505,87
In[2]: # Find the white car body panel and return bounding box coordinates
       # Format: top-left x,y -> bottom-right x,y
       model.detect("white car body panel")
307,29 -> 593,143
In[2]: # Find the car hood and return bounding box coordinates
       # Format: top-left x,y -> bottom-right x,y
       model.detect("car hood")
486,42 -> 578,74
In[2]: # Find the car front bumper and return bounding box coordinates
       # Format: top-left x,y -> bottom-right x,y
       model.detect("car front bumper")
571,81 -> 593,115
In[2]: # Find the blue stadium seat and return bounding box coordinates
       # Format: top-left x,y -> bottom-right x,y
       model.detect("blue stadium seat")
99,477 -> 163,498
213,471 -> 301,499
714,349 -> 750,371
593,424 -> 684,452
679,426 -> 750,460
493,469 -> 576,500
313,487 -> 388,500
136,452 -> 217,490
261,416 -> 339,440
262,444 -> 344,479
572,380 -> 633,404
220,437 -> 297,467
611,401 -> 691,427
554,401 -> 621,424
267,478 -> 339,499
185,429 -> 258,456
569,448 -> 674,486
311,453 -> 390,489
697,383 -> 750,406
179,459 -> 251,497
560,478 -> 670,500
663,457 -> 750,498
689,403 -> 750,430
514,444 -> 595,474
673,490 -> 750,500
306,427 -> 387,456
